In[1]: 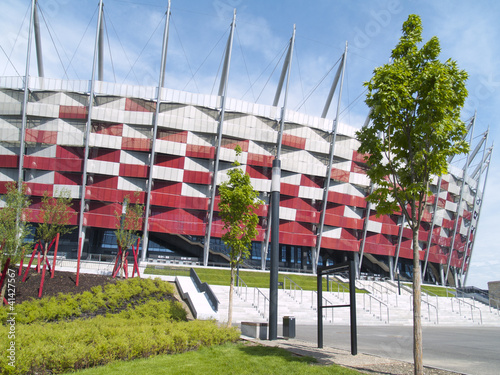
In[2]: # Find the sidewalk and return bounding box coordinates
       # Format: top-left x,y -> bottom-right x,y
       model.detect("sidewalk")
241,336 -> 462,375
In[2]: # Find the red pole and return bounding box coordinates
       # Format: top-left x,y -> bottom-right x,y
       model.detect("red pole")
51,233 -> 60,278
18,256 -> 23,276
76,237 -> 82,286
133,238 -> 141,278
22,244 -> 40,282
112,246 -> 122,278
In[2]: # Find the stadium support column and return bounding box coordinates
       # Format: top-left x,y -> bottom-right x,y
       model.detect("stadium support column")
463,144 -> 493,285
142,1 -> 171,262
269,25 -> 295,341
358,183 -> 373,277
444,114 -> 475,286
261,27 -> 296,270
33,1 -> 44,78
77,0 -> 104,270
422,174 -> 443,279
18,0 -> 37,188
457,129 -> 487,282
393,214 -> 405,276
203,10 -> 236,266
314,43 -> 347,274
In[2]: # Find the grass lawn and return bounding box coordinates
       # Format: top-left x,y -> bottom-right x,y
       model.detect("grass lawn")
145,266 -> 358,292
404,283 -> 456,297
74,342 -> 361,375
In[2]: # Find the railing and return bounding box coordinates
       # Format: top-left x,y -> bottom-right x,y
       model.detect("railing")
311,291 -> 335,323
235,275 -> 248,302
410,294 -> 439,324
450,295 -> 483,324
283,276 -> 303,304
489,297 -> 500,315
373,281 -> 397,306
190,268 -> 219,312
328,277 -> 349,302
252,288 -> 269,319
362,293 -> 390,323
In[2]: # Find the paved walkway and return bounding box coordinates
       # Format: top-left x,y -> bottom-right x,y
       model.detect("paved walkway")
242,335 -> 461,375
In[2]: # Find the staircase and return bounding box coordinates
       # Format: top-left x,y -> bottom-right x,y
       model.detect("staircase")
209,279 -> 500,327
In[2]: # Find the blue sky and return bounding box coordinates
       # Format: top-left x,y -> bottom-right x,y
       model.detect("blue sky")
1,0 -> 498,289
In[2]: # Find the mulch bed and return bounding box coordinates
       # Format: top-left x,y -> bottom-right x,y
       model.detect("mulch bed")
10,267 -> 117,304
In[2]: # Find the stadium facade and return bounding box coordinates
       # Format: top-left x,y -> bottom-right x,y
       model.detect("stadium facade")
0,1 -> 492,287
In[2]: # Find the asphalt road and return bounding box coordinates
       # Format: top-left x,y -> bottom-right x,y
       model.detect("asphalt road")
291,325 -> 500,375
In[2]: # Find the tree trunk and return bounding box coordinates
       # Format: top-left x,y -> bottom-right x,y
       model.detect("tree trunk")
412,227 -> 423,375
228,265 -> 235,327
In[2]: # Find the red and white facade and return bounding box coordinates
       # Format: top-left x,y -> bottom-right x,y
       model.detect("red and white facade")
0,75 -> 488,286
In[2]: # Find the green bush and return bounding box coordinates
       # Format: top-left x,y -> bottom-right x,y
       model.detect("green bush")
0,301 -> 239,374
0,277 -> 175,324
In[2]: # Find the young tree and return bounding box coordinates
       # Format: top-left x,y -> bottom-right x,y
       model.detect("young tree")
218,145 -> 262,326
0,182 -> 31,303
36,189 -> 75,266
114,193 -> 143,278
356,15 -> 469,374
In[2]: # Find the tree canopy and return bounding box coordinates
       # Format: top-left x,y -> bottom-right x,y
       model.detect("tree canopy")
0,182 -> 32,268
357,14 -> 469,230
356,15 -> 469,374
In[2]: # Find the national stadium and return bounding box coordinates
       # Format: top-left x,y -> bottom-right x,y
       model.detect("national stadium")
0,1 -> 493,288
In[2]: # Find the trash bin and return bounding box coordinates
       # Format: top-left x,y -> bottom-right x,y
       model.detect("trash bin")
283,316 -> 296,338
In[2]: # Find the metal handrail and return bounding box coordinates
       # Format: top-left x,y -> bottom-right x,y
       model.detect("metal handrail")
283,276 -> 303,304
373,281 -> 397,306
363,293 -> 390,323
328,278 -> 349,302
311,291 -> 335,323
489,297 -> 500,315
450,295 -> 483,324
235,275 -> 248,302
410,294 -> 439,324
253,288 -> 269,319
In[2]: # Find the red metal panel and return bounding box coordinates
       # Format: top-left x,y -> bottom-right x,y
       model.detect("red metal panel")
0,155 -> 19,168
157,130 -> 188,143
295,209 -> 318,224
155,155 -> 184,169
56,146 -> 83,159
281,197 -> 315,211
246,153 -> 273,168
330,168 -> 350,183
280,183 -> 299,197
183,170 -> 211,185
246,165 -> 271,179
88,175 -> 118,189
186,144 -> 215,159
152,181 -> 182,195
364,242 -> 395,257
321,237 -> 359,252
119,164 -> 149,178
25,183 -> 53,197
300,174 -> 323,188
25,129 -> 58,144
222,138 -> 249,152
91,149 -> 121,163
125,98 -> 156,112
122,137 -> 151,152
324,214 -> 364,230
59,105 -> 88,119
352,150 -> 367,163
327,191 -> 367,208
54,172 -> 81,185
282,133 -> 306,150
92,123 -> 123,136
